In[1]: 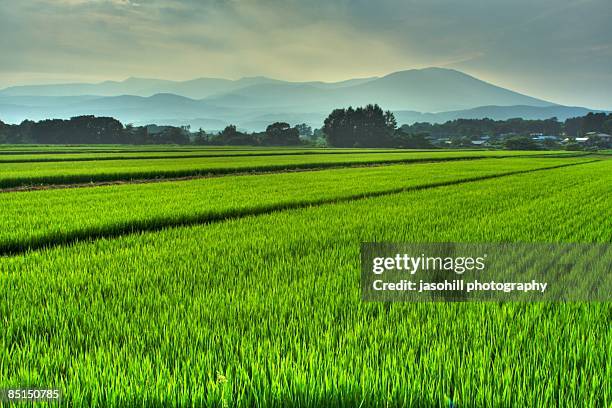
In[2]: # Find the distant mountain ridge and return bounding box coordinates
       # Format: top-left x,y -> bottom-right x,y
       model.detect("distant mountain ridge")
0,68 -> 606,131
0,75 -> 375,99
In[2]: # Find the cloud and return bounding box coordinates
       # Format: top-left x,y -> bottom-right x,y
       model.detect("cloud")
0,0 -> 611,108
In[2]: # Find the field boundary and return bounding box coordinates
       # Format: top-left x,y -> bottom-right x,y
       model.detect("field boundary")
0,159 -> 598,257
0,149 -> 437,163
0,150 -> 586,164
0,147 -> 446,156
0,153 -> 588,192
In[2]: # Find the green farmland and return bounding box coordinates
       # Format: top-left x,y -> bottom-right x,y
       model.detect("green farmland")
0,148 -> 421,163
0,149 -> 581,189
0,146 -> 610,407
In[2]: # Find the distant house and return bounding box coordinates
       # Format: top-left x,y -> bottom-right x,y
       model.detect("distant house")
531,135 -> 559,141
562,137 -> 588,143
562,132 -> 611,145
471,140 -> 487,146
584,132 -> 612,141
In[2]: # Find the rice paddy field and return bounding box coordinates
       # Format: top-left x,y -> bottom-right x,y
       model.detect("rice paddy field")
0,145 -> 610,407
0,149 -> 581,189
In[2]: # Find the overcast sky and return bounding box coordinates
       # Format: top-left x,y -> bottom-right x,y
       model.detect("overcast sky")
1,0 -> 611,108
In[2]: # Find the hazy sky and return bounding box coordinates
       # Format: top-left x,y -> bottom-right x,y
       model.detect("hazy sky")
1,0 -> 611,108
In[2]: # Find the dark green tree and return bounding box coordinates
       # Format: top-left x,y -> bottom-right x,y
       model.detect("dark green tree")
323,104 -> 396,147
294,123 -> 313,138
152,126 -> 190,144
263,122 -> 300,145
215,125 -> 256,145
391,131 -> 433,148
504,136 -> 539,150
193,128 -> 210,145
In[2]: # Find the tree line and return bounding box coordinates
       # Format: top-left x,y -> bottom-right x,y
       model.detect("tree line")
0,116 -> 306,146
402,112 -> 612,138
400,112 -> 612,139
1,110 -> 610,147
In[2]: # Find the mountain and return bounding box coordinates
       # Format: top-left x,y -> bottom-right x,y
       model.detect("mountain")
0,76 -> 283,99
0,68 -> 605,131
392,105 -> 605,125
202,68 -> 554,113
0,68 -> 551,111
346,68 -> 553,111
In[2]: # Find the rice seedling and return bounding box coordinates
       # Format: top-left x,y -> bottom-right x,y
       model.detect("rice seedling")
0,148 -> 420,163
0,157 -> 591,254
1,160 -> 609,407
0,150 -> 580,189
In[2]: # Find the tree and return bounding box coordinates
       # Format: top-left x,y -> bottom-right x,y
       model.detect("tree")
384,110 -> 397,130
0,119 -> 9,143
193,128 -> 210,145
154,126 -> 190,144
391,131 -> 433,148
564,116 -> 583,137
504,136 -> 539,150
323,104 -> 396,147
449,136 -> 473,148
322,108 -> 351,147
310,128 -> 327,146
603,118 -> 612,135
541,139 -> 560,150
564,112 -> 612,137
215,125 -> 256,145
295,123 -> 313,138
400,117 -> 565,139
124,124 -> 150,144
262,122 -> 300,145
583,112 -> 607,133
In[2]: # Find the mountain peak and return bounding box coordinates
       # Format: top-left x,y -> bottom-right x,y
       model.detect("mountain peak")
239,75 -> 275,81
149,92 -> 193,100
0,67 -> 566,129
382,67 -> 470,79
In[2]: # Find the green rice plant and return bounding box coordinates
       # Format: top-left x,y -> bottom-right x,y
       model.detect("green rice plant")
0,144 -> 295,154
0,150 -> 581,188
0,145 -> 447,155
0,148 -> 422,163
0,157 -> 591,254
0,160 -> 610,407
